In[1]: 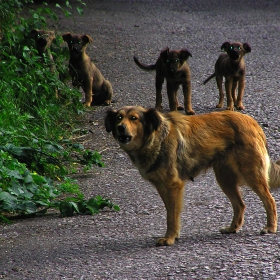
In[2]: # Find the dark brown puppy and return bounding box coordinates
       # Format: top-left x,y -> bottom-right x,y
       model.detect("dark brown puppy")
134,48 -> 195,115
105,106 -> 280,246
30,29 -> 56,72
204,42 -> 251,110
62,33 -> 113,107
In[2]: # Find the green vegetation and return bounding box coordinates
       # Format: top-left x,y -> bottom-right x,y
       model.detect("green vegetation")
0,0 -> 119,222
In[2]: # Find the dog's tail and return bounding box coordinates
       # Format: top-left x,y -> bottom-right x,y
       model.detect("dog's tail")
203,73 -> 215,85
268,159 -> 280,189
133,56 -> 156,71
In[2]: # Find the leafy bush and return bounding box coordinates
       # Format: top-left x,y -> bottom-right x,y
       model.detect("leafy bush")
0,1 -> 119,222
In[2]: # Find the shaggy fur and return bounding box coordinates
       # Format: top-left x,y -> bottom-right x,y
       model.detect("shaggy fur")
105,106 -> 280,246
62,33 -> 113,107
134,48 -> 195,115
204,41 -> 251,110
30,29 -> 56,73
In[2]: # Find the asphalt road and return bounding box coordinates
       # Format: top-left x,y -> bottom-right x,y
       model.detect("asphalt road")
1,0 -> 280,279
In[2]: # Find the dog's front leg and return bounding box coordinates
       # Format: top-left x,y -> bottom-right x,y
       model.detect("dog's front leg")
155,75 -> 164,111
155,181 -> 185,246
182,81 -> 195,115
225,79 -> 234,111
235,78 -> 245,110
84,77 -> 93,107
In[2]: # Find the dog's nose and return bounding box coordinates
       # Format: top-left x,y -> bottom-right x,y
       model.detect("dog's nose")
117,124 -> 126,133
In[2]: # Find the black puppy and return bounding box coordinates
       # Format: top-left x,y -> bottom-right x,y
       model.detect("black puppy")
204,42 -> 251,110
134,47 -> 194,115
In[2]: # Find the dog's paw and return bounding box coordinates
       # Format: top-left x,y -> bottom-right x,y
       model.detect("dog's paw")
216,104 -> 223,108
103,101 -> 111,106
236,104 -> 245,110
219,227 -> 237,234
156,237 -> 176,246
186,109 -> 195,115
83,102 -> 91,107
177,105 -> 184,111
260,226 -> 277,234
226,106 -> 234,111
155,106 -> 163,112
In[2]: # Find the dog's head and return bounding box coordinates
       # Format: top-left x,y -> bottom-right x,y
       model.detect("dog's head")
62,33 -> 93,57
221,42 -> 251,61
105,106 -> 161,152
160,47 -> 192,76
30,29 -> 55,56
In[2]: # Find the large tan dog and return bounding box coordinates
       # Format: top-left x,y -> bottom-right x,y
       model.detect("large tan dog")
105,106 -> 280,246
62,33 -> 113,107
134,48 -> 195,115
203,41 -> 251,111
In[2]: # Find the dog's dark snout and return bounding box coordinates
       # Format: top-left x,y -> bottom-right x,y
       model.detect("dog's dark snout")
37,38 -> 47,47
117,124 -> 126,133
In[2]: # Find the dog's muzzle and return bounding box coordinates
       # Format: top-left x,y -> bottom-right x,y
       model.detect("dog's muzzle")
228,50 -> 240,60
71,46 -> 82,56
117,124 -> 132,144
37,37 -> 48,48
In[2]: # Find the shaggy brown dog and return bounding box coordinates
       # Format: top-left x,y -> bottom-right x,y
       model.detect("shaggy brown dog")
30,29 -> 56,72
105,106 -> 280,246
62,33 -> 113,107
134,48 -> 195,115
203,41 -> 251,110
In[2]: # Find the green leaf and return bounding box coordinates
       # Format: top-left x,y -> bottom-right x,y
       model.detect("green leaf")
24,174 -> 33,184
0,192 -> 17,210
113,205 -> 120,211
77,7 -> 84,15
7,170 -> 23,180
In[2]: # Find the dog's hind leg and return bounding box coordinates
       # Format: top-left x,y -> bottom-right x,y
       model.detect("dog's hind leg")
213,163 -> 245,233
215,75 -> 224,108
246,176 -> 277,234
225,79 -> 234,111
166,83 -> 179,111
231,80 -> 237,106
155,74 -> 164,111
235,78 -> 245,110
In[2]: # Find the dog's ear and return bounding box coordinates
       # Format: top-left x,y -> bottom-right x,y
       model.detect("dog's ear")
30,29 -> 39,39
82,34 -> 93,44
160,47 -> 170,61
62,32 -> 72,42
105,109 -> 117,133
243,43 -> 251,53
144,108 -> 161,135
180,49 -> 192,60
221,41 -> 231,51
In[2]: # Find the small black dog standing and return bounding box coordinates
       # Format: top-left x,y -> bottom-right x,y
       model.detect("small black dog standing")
134,47 -> 195,115
62,33 -> 113,107
204,42 -> 251,110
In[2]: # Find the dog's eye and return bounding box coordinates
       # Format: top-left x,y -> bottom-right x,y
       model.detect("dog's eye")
130,116 -> 137,121
117,116 -> 122,120
78,41 -> 82,44
175,59 -> 179,63
238,46 -> 241,50
230,46 -> 234,50
166,59 -> 170,63
70,40 -> 73,44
